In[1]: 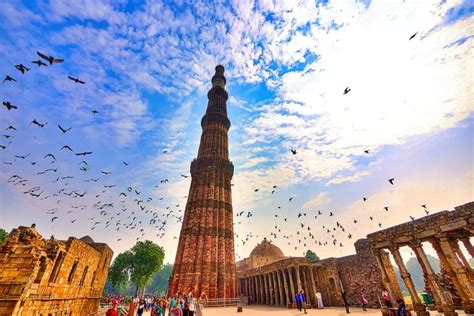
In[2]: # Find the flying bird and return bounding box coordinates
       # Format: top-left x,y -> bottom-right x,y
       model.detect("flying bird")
2,75 -> 16,83
32,60 -> 48,67
30,119 -> 46,127
388,178 -> 395,185
58,124 -> 71,133
3,101 -> 17,110
76,151 -> 92,156
51,217 -> 59,222
68,76 -> 85,84
61,145 -> 73,151
6,125 -> 16,131
364,149 -> 369,154
343,87 -> 351,95
37,51 -> 64,65
291,149 -> 297,155
15,64 -> 30,74
409,32 -> 418,40
91,110 -> 99,114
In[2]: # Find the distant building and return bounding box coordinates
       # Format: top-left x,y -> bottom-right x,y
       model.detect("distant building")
236,237 -> 384,308
0,225 -> 113,315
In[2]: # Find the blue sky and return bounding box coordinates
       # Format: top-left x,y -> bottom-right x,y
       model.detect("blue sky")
0,0 -> 472,264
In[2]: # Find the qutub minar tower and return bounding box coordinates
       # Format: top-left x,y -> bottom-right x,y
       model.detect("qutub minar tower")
168,65 -> 237,299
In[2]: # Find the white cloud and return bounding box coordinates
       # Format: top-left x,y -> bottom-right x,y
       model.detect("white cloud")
302,192 -> 330,209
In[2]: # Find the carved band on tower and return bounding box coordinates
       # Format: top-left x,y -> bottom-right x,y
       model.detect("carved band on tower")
168,65 -> 236,299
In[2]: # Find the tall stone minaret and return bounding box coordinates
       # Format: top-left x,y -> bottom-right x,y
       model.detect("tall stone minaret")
168,65 -> 236,299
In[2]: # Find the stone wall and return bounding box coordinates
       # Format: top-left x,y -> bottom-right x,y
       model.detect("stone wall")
0,225 -> 113,315
335,239 -> 383,308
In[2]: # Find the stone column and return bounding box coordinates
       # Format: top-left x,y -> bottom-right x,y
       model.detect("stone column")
264,273 -> 269,304
390,246 -> 429,316
451,240 -> 473,272
375,249 -> 404,300
260,274 -> 265,304
295,266 -> 302,292
410,241 -> 457,316
288,267 -> 296,304
309,266 -> 318,306
281,269 -> 290,307
437,235 -> 474,313
302,267 -> 312,305
277,270 -> 284,307
460,237 -> 474,258
271,271 -> 278,306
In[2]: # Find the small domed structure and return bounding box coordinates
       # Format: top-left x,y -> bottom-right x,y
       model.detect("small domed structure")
250,238 -> 284,258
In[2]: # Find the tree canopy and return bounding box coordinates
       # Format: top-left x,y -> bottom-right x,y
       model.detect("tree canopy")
108,240 -> 165,295
305,249 -> 320,262
147,263 -> 173,296
0,228 -> 8,246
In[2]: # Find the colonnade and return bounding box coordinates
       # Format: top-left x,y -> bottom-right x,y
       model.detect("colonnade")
237,265 -> 320,307
374,234 -> 473,316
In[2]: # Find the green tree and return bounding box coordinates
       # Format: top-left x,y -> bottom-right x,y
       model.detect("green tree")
0,228 -> 8,246
109,251 -> 133,294
108,240 -> 165,296
148,264 -> 173,296
305,249 -> 320,262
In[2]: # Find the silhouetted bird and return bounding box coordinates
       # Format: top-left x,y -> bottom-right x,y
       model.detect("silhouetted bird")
364,149 -> 369,154
15,64 -> 30,74
76,151 -> 92,156
68,76 -> 85,84
291,149 -> 297,155
6,125 -> 16,130
30,119 -> 46,127
37,51 -> 64,65
61,145 -> 73,151
58,124 -> 71,133
343,87 -> 351,95
91,110 -> 99,114
32,60 -> 48,67
409,32 -> 418,40
2,75 -> 16,83
388,178 -> 395,185
3,101 -> 17,110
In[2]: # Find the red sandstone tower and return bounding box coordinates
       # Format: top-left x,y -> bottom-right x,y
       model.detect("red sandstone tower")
168,65 -> 236,299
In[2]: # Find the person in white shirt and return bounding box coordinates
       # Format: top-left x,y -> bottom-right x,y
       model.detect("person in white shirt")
316,292 -> 324,309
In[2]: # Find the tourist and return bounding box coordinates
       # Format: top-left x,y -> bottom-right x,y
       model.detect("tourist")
170,295 -> 182,316
137,299 -> 146,316
295,290 -> 302,311
128,298 -> 137,316
382,289 -> 392,308
358,293 -> 368,311
183,296 -> 190,316
196,292 -> 207,316
316,292 -> 324,309
396,297 -> 406,316
188,292 -> 196,316
341,289 -> 350,314
300,290 -> 307,314
106,303 -> 119,316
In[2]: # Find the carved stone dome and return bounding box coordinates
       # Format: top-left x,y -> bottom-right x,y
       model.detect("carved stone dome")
250,238 -> 284,258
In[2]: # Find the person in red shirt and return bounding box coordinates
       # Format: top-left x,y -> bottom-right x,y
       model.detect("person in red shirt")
106,303 -> 119,316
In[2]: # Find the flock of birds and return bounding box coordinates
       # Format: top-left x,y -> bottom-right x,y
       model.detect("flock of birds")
2,32 -> 433,260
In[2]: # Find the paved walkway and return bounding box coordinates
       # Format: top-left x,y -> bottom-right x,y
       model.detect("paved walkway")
205,306 -> 380,316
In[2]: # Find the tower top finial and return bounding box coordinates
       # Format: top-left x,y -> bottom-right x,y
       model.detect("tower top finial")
212,65 -> 226,88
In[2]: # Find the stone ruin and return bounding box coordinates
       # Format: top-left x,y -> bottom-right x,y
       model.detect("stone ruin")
0,225 -> 113,315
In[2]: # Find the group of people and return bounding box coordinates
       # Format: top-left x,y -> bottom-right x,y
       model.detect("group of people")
342,288 -> 406,316
104,291 -> 208,316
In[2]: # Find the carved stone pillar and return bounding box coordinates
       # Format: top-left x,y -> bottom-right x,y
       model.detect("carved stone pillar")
460,237 -> 474,259
302,267 -> 312,305
309,266 -> 318,306
375,248 -> 404,301
260,274 -> 265,304
263,273 -> 268,304
271,271 -> 278,306
295,266 -> 302,292
437,235 -> 474,314
276,270 -> 284,306
390,246 -> 429,316
410,241 -> 457,316
451,240 -> 473,273
288,267 -> 296,304
281,269 -> 290,307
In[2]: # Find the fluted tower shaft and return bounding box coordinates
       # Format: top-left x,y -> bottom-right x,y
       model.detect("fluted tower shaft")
168,65 -> 236,299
